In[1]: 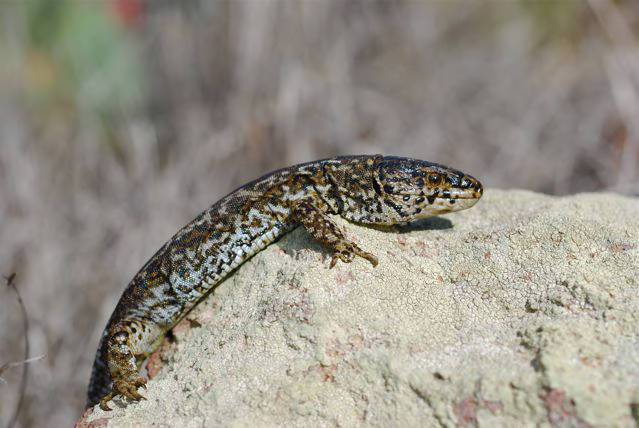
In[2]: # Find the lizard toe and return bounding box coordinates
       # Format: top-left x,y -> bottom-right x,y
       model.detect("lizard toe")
330,250 -> 354,267
133,377 -> 147,388
113,375 -> 147,403
357,250 -> 378,267
99,391 -> 115,411
124,386 -> 145,402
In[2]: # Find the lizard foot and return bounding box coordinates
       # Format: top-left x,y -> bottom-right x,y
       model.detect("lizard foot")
99,375 -> 147,411
330,242 -> 378,268
99,391 -> 115,411
292,200 -> 378,269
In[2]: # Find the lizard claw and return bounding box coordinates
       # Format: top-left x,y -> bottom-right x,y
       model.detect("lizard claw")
122,384 -> 145,402
133,377 -> 147,388
124,376 -> 147,401
101,375 -> 147,407
330,250 -> 354,268
99,392 -> 115,411
359,251 -> 378,267
330,244 -> 378,268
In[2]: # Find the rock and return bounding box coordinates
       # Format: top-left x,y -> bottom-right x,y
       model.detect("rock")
79,190 -> 639,427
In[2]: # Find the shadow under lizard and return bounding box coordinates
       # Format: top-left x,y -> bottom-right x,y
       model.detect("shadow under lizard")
87,154 -> 483,411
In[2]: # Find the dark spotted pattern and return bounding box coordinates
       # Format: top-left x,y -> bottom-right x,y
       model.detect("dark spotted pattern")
87,155 -> 483,410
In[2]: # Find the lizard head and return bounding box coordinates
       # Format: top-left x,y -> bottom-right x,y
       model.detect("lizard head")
371,156 -> 483,223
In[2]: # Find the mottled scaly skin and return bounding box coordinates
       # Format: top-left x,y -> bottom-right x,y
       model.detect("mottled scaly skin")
87,155 -> 483,410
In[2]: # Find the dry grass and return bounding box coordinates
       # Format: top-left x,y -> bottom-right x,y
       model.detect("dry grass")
0,1 -> 638,426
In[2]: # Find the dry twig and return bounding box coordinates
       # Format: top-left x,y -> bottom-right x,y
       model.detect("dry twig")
1,273 -> 43,428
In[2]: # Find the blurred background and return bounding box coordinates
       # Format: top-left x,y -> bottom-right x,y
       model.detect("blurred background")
1,0 -> 638,426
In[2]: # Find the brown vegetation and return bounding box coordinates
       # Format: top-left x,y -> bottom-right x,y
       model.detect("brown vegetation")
0,1 -> 638,426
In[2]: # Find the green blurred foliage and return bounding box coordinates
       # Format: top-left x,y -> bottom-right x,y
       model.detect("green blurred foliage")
19,0 -> 144,135
520,0 -> 585,46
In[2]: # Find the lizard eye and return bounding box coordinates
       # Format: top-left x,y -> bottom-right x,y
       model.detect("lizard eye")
428,173 -> 441,185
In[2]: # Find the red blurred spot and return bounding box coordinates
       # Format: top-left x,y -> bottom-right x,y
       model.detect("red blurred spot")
113,0 -> 144,27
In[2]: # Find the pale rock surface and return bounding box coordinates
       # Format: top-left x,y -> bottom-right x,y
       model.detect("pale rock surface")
80,190 -> 639,427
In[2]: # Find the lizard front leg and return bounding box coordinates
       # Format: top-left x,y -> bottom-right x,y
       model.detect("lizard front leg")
292,201 -> 378,268
100,325 -> 148,411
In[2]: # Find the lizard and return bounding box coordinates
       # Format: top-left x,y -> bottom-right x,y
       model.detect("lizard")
86,154 -> 483,411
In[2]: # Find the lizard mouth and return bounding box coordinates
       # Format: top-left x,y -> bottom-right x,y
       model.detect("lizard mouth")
420,187 -> 482,213
441,179 -> 483,200
430,187 -> 482,201
436,194 -> 479,199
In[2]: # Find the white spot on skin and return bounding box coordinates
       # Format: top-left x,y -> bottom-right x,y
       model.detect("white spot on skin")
284,190 -> 308,202
268,203 -> 290,215
314,184 -> 331,193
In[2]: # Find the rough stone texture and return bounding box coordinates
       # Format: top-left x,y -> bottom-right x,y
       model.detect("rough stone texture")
80,190 -> 639,427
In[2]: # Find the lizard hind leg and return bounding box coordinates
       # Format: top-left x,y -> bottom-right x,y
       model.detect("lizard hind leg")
292,201 -> 378,268
101,328 -> 148,410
